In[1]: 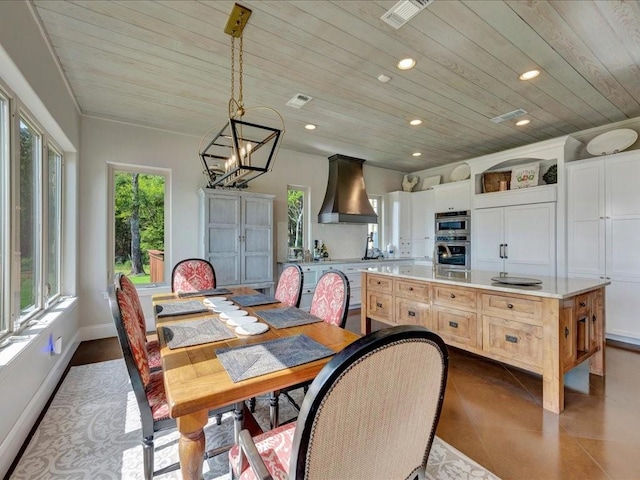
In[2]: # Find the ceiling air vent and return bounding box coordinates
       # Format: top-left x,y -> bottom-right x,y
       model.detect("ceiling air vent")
381,0 -> 434,29
286,93 -> 313,109
490,108 -> 528,124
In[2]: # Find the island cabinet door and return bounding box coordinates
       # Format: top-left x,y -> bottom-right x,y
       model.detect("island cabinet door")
432,305 -> 477,348
366,291 -> 393,324
482,316 -> 543,371
561,299 -> 577,370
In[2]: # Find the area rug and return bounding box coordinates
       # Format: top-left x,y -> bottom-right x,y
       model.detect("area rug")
9,360 -> 499,480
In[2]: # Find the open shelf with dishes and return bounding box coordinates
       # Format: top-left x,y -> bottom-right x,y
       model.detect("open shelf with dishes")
473,157 -> 557,197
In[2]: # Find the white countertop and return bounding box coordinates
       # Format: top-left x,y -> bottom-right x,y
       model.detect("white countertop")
364,264 -> 609,299
278,257 -> 414,266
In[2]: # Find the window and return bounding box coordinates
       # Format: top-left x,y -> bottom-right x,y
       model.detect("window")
0,93 -> 8,334
287,185 -> 308,259
111,167 -> 166,286
46,146 -> 62,304
368,195 -> 382,249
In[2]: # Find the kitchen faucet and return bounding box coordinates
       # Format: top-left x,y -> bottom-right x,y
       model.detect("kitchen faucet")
432,244 -> 453,273
362,232 -> 375,260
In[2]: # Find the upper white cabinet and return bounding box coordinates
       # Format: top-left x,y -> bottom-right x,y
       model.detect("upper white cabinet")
432,181 -> 470,213
388,191 -> 412,257
473,202 -> 556,277
567,151 -> 640,342
199,189 -> 274,289
410,190 -> 436,259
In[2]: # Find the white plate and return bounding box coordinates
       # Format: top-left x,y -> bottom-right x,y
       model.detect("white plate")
203,297 -> 227,306
586,128 -> 637,156
212,305 -> 240,313
421,175 -> 441,190
227,316 -> 258,327
235,323 -> 269,335
219,310 -> 248,320
449,164 -> 470,182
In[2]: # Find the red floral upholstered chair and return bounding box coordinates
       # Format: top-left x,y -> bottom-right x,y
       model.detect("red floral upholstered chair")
274,264 -> 303,307
269,270 -> 350,428
230,326 -> 449,480
309,269 -> 350,328
171,258 -> 216,293
118,274 -> 161,370
108,282 -> 231,480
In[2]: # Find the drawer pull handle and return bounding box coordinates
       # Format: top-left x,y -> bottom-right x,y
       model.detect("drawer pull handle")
408,311 -> 416,317
449,321 -> 458,328
450,293 -> 456,298
564,326 -> 570,339
376,302 -> 383,308
409,287 -> 414,291
505,335 -> 518,343
592,314 -> 596,323
377,281 -> 381,285
507,303 -> 514,309
579,302 -> 586,308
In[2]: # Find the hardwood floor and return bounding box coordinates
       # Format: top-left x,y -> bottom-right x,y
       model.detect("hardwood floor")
25,310 -> 640,480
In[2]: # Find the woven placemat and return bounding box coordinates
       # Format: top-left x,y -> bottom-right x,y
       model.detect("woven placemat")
230,293 -> 280,307
178,288 -> 232,298
257,307 -> 323,329
162,317 -> 235,349
215,334 -> 334,382
155,300 -> 209,317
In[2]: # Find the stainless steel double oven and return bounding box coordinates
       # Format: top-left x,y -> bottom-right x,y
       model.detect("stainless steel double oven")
434,210 -> 471,270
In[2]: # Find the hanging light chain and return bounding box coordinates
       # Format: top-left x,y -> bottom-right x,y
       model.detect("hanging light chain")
238,34 -> 244,112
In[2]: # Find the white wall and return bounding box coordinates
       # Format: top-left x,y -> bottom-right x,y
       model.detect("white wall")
0,1 -> 81,476
79,116 -> 404,332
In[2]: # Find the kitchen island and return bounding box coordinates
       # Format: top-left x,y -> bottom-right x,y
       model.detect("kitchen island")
361,265 -> 608,413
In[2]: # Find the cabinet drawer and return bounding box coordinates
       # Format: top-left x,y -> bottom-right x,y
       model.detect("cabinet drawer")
482,293 -> 542,325
482,315 -> 543,369
432,305 -> 477,348
366,274 -> 393,293
349,287 -> 361,309
366,291 -> 393,323
575,293 -> 591,317
394,279 -> 429,301
300,266 -> 318,287
299,288 -> 315,311
432,285 -> 477,310
395,298 -> 430,327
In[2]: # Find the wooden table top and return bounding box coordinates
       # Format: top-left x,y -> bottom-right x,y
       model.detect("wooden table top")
154,288 -> 360,418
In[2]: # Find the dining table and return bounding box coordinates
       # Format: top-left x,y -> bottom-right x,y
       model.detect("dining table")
153,287 -> 360,480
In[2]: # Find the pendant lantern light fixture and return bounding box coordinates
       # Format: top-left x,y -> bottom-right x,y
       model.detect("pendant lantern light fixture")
199,3 -> 285,188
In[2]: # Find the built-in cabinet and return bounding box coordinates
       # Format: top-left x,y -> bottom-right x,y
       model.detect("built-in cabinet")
567,151 -> 640,342
473,202 -> 556,277
388,191 -> 412,257
198,189 -> 274,289
410,190 -> 436,259
432,181 -> 470,212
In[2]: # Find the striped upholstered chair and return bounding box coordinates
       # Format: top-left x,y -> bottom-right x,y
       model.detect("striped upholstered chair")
230,325 -> 449,480
171,258 -> 216,293
108,281 -> 232,480
117,273 -> 161,370
274,264 -> 304,307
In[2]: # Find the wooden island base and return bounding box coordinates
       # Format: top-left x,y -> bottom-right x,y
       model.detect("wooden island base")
361,268 -> 606,414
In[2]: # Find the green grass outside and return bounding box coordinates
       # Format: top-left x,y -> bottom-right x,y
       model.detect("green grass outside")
114,263 -> 151,284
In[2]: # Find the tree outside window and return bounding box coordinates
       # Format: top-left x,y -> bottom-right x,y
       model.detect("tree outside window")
287,186 -> 308,259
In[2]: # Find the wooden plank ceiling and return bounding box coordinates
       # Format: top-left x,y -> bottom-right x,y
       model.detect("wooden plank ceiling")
32,0 -> 640,172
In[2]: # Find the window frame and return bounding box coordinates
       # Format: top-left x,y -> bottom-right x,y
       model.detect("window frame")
286,185 -> 309,257
368,194 -> 383,249
0,89 -> 9,335
45,144 -> 63,306
107,163 -> 170,288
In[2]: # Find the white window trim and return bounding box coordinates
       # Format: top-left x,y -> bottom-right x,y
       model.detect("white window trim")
287,184 -> 310,251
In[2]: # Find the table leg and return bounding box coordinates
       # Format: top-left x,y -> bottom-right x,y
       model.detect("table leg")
233,402 -> 244,444
177,410 -> 208,480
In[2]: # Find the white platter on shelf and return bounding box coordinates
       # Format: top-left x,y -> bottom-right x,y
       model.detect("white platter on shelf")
586,128 -> 637,156
449,164 -> 470,182
421,175 -> 441,190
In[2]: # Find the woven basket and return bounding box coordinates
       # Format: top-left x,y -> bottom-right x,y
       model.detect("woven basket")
482,171 -> 512,193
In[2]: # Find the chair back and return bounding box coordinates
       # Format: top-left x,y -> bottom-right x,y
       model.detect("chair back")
289,325 -> 448,480
275,264 -> 304,307
171,258 -> 216,293
118,273 -> 147,336
309,270 -> 350,328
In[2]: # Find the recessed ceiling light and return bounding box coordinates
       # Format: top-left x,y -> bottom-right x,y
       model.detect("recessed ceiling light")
378,73 -> 391,83
516,119 -> 530,126
397,58 -> 416,70
304,124 -> 317,130
409,119 -> 422,126
412,152 -> 422,157
519,69 -> 540,81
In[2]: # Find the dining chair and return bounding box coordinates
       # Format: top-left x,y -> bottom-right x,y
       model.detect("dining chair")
117,273 -> 161,370
269,269 -> 350,428
108,282 -> 232,480
171,257 -> 216,293
274,264 -> 304,307
230,325 -> 449,480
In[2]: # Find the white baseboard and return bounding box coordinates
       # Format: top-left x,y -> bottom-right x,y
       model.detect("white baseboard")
0,331 -> 80,478
80,322 -> 116,341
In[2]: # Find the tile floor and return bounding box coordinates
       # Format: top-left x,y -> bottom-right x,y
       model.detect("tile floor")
38,312 -> 640,480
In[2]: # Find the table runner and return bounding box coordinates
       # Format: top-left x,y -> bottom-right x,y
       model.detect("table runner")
215,334 -> 334,382
162,317 -> 235,349
257,307 -> 323,329
230,293 -> 280,307
177,287 -> 232,298
155,300 -> 209,317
